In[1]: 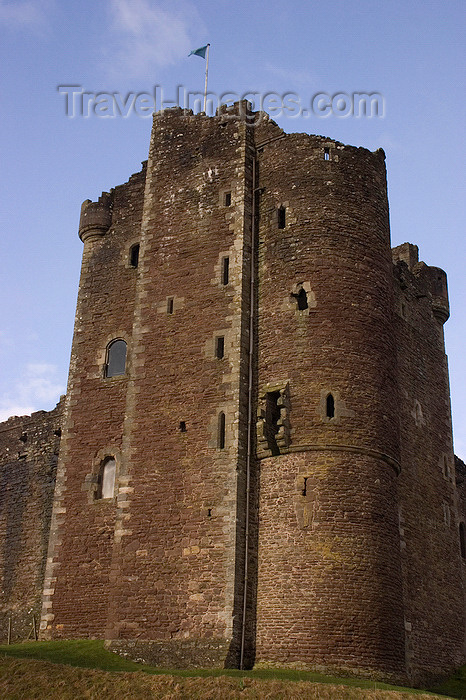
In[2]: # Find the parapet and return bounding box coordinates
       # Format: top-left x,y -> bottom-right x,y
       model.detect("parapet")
78,192 -> 113,243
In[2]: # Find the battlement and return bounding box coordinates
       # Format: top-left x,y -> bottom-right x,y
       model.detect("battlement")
150,101 -> 387,167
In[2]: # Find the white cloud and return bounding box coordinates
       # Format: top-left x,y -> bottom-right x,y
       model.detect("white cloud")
105,0 -> 205,77
0,363 -> 64,421
0,0 -> 52,30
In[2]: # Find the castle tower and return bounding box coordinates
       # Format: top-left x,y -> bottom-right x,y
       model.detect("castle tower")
38,104 -> 464,682
252,124 -> 405,677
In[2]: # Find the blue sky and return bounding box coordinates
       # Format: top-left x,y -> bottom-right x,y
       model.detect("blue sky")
0,0 -> 465,457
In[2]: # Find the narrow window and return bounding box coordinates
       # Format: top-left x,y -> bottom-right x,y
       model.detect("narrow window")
265,391 -> 281,456
302,477 -> 308,497
207,508 -> 212,517
167,297 -> 174,314
460,522 -> 466,559
222,256 -> 230,285
20,433 -> 28,443
106,339 -> 127,377
96,457 -> 116,500
324,147 -> 330,161
224,191 -> 232,206
129,243 -> 140,268
326,393 -> 335,419
215,336 -> 225,359
278,206 -> 286,229
179,421 -> 187,432
218,412 -> 226,449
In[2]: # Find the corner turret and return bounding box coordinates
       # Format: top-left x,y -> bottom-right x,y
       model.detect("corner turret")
416,264 -> 450,324
78,192 -> 113,243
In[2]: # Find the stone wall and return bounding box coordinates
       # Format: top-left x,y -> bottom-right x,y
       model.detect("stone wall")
0,105 -> 460,682
40,165 -> 147,638
253,128 -> 405,680
40,104 -> 257,667
393,245 -> 464,683
0,401 -> 62,642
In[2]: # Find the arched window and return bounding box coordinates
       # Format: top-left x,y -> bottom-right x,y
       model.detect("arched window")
218,412 -> 226,449
106,339 -> 127,377
326,393 -> 335,419
96,457 -> 116,499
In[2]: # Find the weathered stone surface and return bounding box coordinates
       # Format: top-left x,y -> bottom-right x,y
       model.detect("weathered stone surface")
0,105 -> 463,684
0,401 -> 62,642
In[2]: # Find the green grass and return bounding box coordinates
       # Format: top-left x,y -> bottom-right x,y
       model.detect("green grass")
0,640 -> 456,698
429,665 -> 466,699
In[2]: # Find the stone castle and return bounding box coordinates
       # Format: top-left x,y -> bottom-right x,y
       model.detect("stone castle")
1,102 -> 465,685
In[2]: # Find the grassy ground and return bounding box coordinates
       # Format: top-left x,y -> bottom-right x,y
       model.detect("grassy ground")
0,640 -> 458,699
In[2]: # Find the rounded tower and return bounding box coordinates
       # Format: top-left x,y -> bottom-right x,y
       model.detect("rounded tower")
253,130 -> 405,678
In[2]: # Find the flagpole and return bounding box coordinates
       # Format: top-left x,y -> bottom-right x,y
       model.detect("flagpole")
203,44 -> 210,113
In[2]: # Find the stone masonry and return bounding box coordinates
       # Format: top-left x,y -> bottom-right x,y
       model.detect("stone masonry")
0,103 -> 464,686
0,400 -> 62,642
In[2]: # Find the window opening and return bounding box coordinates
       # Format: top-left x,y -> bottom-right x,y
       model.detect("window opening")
179,421 -> 187,432
278,206 -> 286,229
265,391 -> 281,456
215,336 -> 225,359
207,508 -> 212,517
222,256 -> 230,285
326,393 -> 335,419
106,339 -> 127,377
20,433 -> 27,443
460,523 -> 466,559
218,412 -> 226,449
54,428 -> 62,437
302,477 -> 308,497
96,457 -> 116,500
167,297 -> 174,314
224,191 -> 232,206
324,147 -> 330,160
129,243 -> 140,268
296,287 -> 308,310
